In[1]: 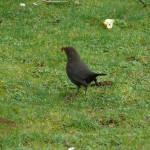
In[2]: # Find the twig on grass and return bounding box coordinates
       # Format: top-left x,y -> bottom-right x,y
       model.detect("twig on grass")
139,0 -> 147,7
43,0 -> 68,3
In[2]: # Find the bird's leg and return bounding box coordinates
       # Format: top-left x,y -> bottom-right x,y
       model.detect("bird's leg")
85,86 -> 87,96
94,78 -> 99,86
82,81 -> 88,96
75,86 -> 80,96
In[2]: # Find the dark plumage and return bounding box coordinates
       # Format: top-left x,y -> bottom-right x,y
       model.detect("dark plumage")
61,46 -> 107,95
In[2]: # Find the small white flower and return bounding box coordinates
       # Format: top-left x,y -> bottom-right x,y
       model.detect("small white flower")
68,147 -> 75,150
103,19 -> 115,29
20,3 -> 26,7
33,2 -> 38,6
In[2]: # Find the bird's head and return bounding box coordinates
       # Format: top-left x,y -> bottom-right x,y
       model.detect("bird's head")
60,46 -> 79,58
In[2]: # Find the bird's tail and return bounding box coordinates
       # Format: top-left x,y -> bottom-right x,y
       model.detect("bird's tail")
91,73 -> 107,78
96,73 -> 107,76
91,73 -> 107,86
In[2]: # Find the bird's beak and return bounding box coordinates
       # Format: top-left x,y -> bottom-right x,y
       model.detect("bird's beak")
60,46 -> 65,52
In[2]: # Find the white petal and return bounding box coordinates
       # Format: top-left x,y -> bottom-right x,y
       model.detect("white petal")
103,19 -> 115,29
20,3 -> 26,7
33,2 -> 38,6
68,147 -> 75,150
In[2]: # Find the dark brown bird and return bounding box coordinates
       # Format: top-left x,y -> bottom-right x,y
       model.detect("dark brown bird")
61,46 -> 107,95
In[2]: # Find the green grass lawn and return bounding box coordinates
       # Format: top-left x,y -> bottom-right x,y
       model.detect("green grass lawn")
0,0 -> 150,149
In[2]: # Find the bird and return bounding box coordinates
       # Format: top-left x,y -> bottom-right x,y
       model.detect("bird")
61,46 -> 107,95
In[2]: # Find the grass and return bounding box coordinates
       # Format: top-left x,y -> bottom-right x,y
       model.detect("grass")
0,0 -> 150,149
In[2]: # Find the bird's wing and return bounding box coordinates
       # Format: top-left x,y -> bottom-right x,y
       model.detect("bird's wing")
67,61 -> 94,85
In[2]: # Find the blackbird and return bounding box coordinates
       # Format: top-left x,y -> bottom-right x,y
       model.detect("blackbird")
61,46 -> 107,95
